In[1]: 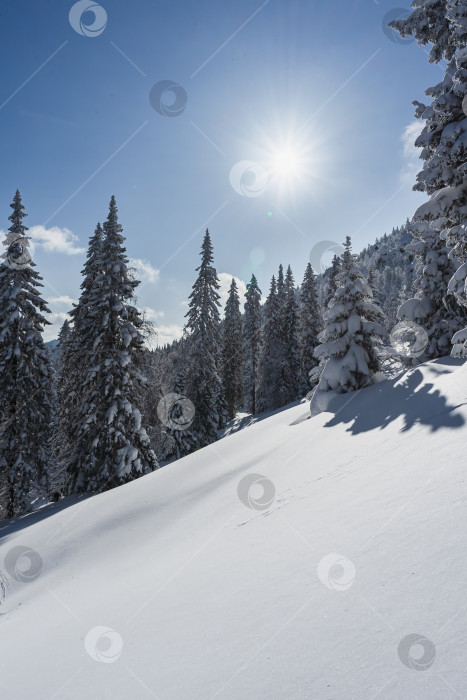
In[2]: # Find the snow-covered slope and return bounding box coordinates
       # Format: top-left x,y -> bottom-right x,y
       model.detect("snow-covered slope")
1,358 -> 467,699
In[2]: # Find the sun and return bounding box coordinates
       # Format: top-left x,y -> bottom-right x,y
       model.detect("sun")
264,140 -> 312,193
254,126 -> 326,197
270,147 -> 302,177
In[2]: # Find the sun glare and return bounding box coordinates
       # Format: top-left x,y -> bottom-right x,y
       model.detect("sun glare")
271,147 -> 302,177
264,141 -> 312,194
254,125 -> 328,198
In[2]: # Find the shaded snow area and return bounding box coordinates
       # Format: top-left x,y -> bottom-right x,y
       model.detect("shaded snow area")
1,357 -> 467,699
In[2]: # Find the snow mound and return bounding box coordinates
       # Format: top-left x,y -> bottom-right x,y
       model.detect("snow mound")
1,357 -> 467,699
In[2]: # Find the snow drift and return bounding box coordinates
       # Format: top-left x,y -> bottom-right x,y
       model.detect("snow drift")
1,357 -> 467,699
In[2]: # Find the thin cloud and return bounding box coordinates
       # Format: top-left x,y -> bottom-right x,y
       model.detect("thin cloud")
139,306 -> 165,322
400,120 -> 423,182
152,324 -> 184,348
0,225 -> 85,258
49,295 -> 77,307
129,258 -> 160,284
29,225 -> 85,255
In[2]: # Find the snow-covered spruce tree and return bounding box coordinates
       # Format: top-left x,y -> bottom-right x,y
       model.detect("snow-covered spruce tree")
54,319 -> 71,408
366,264 -> 386,312
398,221 -> 461,357
67,197 -> 158,494
393,32 -> 464,357
222,278 -> 244,420
391,1 -> 467,356
49,318 -> 73,498
322,254 -> 340,310
389,0 -> 454,64
242,274 -> 262,414
57,222 -> 104,460
267,262 -> 298,406
162,344 -> 198,460
276,263 -> 286,314
313,237 -> 386,401
299,262 -> 321,395
256,276 -> 288,413
441,1 -> 467,355
184,229 -> 227,446
56,319 -> 71,376
0,191 -> 53,518
367,265 -> 378,294
283,265 -> 301,402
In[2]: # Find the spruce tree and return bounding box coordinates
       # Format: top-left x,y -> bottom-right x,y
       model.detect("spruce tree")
57,223 -> 104,459
367,266 -> 376,290
56,319 -> 71,374
162,343 -> 198,460
184,229 -> 226,446
271,262 -> 292,406
398,221 -> 461,357
55,319 -> 71,400
389,0 -> 454,63
441,1 -> 467,355
222,278 -> 244,420
391,1 -> 467,355
313,237 -> 386,397
283,265 -> 301,402
323,255 -> 340,310
67,197 -> 158,493
50,318 -> 72,497
299,262 -> 321,395
276,263 -> 286,313
276,262 -> 287,346
242,274 -> 262,414
71,222 -> 104,320
0,191 -> 53,518
256,276 -> 287,413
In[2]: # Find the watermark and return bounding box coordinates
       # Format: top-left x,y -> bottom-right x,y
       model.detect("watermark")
4,546 -> 43,583
157,393 -> 195,431
229,161 -> 268,198
237,474 -> 275,511
317,553 -> 356,591
1,236 -> 33,271
398,634 -> 436,671
390,320 -> 429,358
382,8 -> 414,45
69,1 -> 108,38
309,240 -> 344,274
84,626 -> 123,663
149,81 -> 188,118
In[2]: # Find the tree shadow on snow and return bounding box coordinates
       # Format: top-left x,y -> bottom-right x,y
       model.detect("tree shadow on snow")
0,494 -> 91,542
323,357 -> 466,436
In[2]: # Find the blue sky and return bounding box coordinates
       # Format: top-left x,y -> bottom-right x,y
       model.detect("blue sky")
0,0 -> 442,343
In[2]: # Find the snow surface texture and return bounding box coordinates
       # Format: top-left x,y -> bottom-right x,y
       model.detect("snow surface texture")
1,358 -> 467,699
